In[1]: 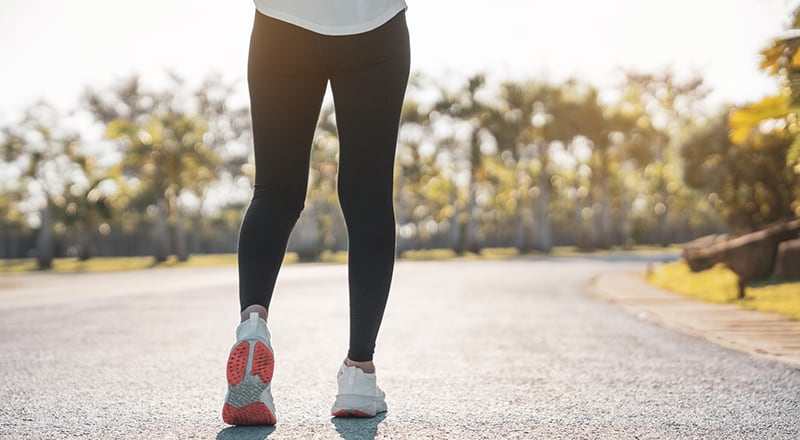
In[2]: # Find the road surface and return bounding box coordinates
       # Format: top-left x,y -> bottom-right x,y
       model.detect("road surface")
1,256 -> 798,439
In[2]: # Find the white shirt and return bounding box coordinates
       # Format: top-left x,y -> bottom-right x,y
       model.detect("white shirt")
253,0 -> 407,36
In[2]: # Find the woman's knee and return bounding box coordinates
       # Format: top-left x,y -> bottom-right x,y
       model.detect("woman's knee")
251,186 -> 306,222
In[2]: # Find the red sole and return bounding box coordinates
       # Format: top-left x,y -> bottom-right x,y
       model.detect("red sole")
332,409 -> 374,418
251,342 -> 274,383
226,341 -> 250,386
223,402 -> 276,425
223,340 -> 276,425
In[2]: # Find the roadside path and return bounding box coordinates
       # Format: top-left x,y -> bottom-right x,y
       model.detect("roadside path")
592,270 -> 800,367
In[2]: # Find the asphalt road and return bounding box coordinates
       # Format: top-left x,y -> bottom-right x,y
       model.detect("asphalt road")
1,255 -> 798,439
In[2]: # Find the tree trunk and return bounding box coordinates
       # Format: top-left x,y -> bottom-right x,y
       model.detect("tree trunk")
463,130 -> 482,254
514,188 -> 527,251
537,174 -> 552,253
599,164 -> 613,249
170,193 -> 190,262
591,149 -> 612,249
774,239 -> 800,280
620,183 -> 633,249
36,202 -> 54,269
598,194 -> 612,248
531,156 -> 552,253
574,180 -> 587,248
77,219 -> 94,261
465,180 -> 479,254
528,148 -> 553,253
449,181 -> 462,253
191,195 -> 206,254
174,215 -> 189,262
657,192 -> 669,246
191,215 -> 203,254
654,143 -> 669,247
153,198 -> 170,263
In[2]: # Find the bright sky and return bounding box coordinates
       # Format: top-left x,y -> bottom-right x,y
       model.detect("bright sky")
0,0 -> 792,120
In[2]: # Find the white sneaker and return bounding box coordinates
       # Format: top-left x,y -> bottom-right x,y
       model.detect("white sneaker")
331,363 -> 388,417
222,312 -> 276,425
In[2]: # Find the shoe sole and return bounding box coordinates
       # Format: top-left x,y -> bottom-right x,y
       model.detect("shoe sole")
331,394 -> 387,418
331,409 -> 375,418
222,340 -> 276,425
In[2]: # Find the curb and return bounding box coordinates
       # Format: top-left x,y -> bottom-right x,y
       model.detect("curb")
590,271 -> 800,369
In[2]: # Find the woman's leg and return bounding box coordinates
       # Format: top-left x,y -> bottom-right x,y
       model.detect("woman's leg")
224,12 -> 330,427
326,13 -> 411,362
238,12 -> 328,317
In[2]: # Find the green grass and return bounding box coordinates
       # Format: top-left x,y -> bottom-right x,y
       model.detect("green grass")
551,244 -> 683,256
400,245 -> 680,261
0,253 -> 298,274
0,244 -> 680,275
647,261 -> 800,320
400,248 -> 459,260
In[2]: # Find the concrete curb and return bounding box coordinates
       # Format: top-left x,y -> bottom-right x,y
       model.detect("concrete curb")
591,271 -> 800,369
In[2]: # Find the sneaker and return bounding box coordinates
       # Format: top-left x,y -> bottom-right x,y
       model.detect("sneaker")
331,363 -> 388,418
222,312 -> 276,425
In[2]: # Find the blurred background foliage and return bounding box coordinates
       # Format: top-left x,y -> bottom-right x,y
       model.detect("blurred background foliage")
2,8 -> 800,269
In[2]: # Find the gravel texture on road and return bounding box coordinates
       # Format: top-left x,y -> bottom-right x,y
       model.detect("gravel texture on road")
1,256 -> 798,439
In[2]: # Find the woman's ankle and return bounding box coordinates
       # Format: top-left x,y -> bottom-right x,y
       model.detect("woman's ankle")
241,304 -> 268,322
345,358 -> 376,374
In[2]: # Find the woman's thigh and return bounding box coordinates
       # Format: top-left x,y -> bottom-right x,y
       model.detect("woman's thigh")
326,12 -> 411,199
248,11 -> 329,199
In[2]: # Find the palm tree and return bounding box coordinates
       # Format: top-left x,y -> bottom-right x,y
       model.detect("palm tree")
488,80 -> 574,252
566,85 -> 649,248
622,71 -> 707,245
432,74 -> 492,254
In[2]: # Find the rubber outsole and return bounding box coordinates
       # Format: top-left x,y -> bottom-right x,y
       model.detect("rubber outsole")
223,340 -> 276,426
331,409 -> 375,418
226,342 -> 249,387
223,402 -> 276,425
251,342 -> 274,384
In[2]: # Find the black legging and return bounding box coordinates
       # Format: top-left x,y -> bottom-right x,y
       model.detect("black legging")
238,11 -> 410,362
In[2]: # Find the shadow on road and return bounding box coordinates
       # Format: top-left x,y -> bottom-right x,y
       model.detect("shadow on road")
331,413 -> 387,439
216,425 -> 275,440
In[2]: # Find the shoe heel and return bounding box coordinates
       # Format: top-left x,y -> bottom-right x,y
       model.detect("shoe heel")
331,394 -> 385,418
223,402 -> 276,425
223,340 -> 276,425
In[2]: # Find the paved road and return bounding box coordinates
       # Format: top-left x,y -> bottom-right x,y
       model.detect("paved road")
1,256 -> 798,439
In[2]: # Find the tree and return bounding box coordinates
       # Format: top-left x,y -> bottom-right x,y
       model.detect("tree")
0,102 -> 81,268
721,5 -> 800,229
489,79 -> 585,252
89,74 -> 220,262
192,73 -> 253,253
0,130 -> 29,259
686,111 -> 797,232
59,140 -> 117,260
432,74 -> 493,253
622,71 -> 708,245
